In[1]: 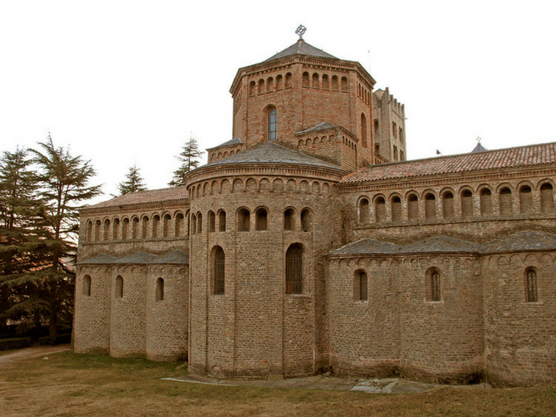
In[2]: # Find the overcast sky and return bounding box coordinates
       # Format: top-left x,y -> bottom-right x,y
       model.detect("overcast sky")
2,1 -> 555,202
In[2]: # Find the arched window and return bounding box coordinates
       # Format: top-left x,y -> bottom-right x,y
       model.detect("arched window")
115,276 -> 123,299
359,198 -> 369,223
375,197 -> 386,222
408,194 -> 419,220
360,113 -> 368,148
461,190 -> 473,217
141,216 -> 149,238
175,213 -> 184,236
322,74 -> 329,89
499,187 -> 513,215
301,208 -> 312,232
302,72 -> 310,87
94,220 -> 101,241
103,219 -> 110,241
237,208 -> 250,232
312,73 -> 319,88
354,270 -> 368,301
426,269 -> 441,302
163,214 -> 171,237
83,275 -> 91,297
208,211 -> 216,232
285,243 -> 302,294
391,196 -> 402,222
152,215 -> 160,238
255,208 -> 268,231
213,246 -> 225,295
112,218 -> 120,240
191,214 -> 196,235
480,189 -> 492,215
276,74 -> 283,90
258,79 -> 264,94
332,75 -> 339,91
218,210 -> 226,232
525,268 -> 538,302
86,221 -> 93,242
268,108 -> 277,141
132,217 -> 139,239
284,208 -> 295,231
540,183 -> 554,213
267,77 -> 274,92
442,192 -> 454,219
249,81 -> 256,96
285,73 -> 292,88
425,193 -> 436,220
122,218 -> 129,240
341,76 -> 348,92
156,278 -> 164,301
519,185 -> 533,214
197,213 -> 203,233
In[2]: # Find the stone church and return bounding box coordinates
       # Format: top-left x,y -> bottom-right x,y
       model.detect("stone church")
74,33 -> 556,386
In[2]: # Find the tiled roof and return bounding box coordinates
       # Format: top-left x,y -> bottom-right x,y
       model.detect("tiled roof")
329,231 -> 556,256
208,137 -> 243,149
85,187 -> 188,210
480,231 -> 556,253
342,142 -> 556,184
296,122 -> 337,135
402,236 -> 479,254
204,141 -> 342,170
330,239 -> 401,255
330,236 -> 477,256
79,250 -> 189,265
265,39 -> 337,62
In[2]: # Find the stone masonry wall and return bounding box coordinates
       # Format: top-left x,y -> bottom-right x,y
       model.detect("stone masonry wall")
187,167 -> 343,378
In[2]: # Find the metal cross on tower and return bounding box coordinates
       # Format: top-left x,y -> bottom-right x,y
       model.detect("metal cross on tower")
295,24 -> 307,40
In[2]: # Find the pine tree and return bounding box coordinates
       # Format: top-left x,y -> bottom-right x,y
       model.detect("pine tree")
118,165 -> 147,195
169,136 -> 203,187
1,136 -> 102,337
0,148 -> 44,325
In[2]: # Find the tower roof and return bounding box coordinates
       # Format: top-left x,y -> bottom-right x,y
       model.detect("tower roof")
265,39 -> 337,62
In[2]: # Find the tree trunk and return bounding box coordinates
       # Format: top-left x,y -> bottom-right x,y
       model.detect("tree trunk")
49,308 -> 58,338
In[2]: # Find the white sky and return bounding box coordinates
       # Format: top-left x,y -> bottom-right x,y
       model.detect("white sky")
1,1 -> 556,203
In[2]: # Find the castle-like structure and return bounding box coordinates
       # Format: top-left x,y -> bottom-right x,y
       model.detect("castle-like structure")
74,33 -> 556,386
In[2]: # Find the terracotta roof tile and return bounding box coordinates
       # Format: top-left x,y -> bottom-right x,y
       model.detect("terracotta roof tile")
342,142 -> 556,184
85,187 -> 188,210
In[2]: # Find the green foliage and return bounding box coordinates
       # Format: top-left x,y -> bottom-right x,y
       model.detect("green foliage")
118,164 -> 147,195
0,134 -> 101,337
0,337 -> 32,351
169,136 -> 203,187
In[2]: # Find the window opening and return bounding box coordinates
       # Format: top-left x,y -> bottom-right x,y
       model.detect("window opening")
213,247 -> 225,295
268,108 -> 277,141
255,208 -> 268,230
83,275 -> 91,297
218,211 -> 226,232
286,244 -> 302,294
237,208 -> 250,232
284,208 -> 295,231
156,278 -> 164,301
526,269 -> 538,302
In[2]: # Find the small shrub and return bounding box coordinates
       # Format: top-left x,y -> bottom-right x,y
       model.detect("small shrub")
38,336 -> 57,346
0,337 -> 32,351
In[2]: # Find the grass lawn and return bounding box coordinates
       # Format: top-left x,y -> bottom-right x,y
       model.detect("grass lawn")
0,351 -> 554,417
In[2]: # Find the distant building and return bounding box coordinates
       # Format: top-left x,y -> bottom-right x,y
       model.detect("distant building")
74,34 -> 556,386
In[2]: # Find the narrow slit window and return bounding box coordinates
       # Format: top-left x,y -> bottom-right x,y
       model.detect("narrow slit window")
268,108 -> 277,140
213,246 -> 225,295
156,278 -> 164,301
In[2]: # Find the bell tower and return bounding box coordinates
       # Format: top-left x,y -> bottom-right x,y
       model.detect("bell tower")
227,26 -> 377,171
